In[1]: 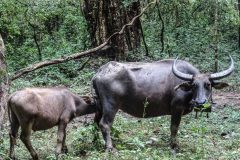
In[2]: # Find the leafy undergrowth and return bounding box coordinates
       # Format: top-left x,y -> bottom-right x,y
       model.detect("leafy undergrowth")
0,106 -> 240,160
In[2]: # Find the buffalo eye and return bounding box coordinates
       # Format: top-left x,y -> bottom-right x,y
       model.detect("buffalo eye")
205,82 -> 211,89
192,83 -> 197,89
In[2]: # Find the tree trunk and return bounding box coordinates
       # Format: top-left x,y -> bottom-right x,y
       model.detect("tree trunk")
30,24 -> 42,61
214,0 -> 219,72
82,0 -> 141,60
0,34 -> 9,130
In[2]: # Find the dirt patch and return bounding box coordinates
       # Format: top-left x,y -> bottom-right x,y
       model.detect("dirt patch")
213,91 -> 240,108
70,114 -> 95,129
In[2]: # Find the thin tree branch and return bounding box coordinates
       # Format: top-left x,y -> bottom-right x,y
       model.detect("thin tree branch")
214,0 -> 219,72
78,57 -> 91,71
156,1 -> 164,52
10,0 -> 157,81
29,22 -> 42,61
139,20 -> 148,56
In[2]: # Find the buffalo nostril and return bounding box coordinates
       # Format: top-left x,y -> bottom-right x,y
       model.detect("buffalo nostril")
196,99 -> 206,105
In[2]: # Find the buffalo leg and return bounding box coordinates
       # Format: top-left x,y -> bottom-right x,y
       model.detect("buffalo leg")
94,111 -> 102,126
61,129 -> 68,154
92,111 -> 102,143
9,112 -> 20,159
20,123 -> 38,160
55,119 -> 68,157
99,100 -> 118,151
170,109 -> 183,151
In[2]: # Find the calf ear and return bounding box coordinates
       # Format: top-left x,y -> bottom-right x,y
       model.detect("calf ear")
174,82 -> 192,91
212,82 -> 229,89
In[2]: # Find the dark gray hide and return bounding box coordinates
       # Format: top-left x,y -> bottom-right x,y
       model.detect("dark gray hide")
92,57 -> 234,151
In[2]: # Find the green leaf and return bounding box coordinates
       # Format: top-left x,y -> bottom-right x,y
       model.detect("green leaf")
203,103 -> 211,109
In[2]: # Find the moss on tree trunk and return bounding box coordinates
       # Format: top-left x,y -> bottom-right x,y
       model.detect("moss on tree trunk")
0,34 -> 8,130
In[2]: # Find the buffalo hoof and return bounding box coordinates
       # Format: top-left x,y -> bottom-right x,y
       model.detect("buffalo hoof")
9,156 -> 16,160
170,142 -> 180,153
55,152 -> 60,160
61,145 -> 68,154
170,143 -> 179,158
171,149 -> 177,158
105,147 -> 117,153
32,154 -> 39,160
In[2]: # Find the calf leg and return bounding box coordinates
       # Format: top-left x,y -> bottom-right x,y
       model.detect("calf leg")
170,109 -> 183,151
99,100 -> 118,151
9,112 -> 20,159
61,129 -> 68,154
20,123 -> 38,160
55,118 -> 68,157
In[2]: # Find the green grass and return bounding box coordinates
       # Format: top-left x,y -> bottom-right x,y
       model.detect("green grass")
0,106 -> 240,160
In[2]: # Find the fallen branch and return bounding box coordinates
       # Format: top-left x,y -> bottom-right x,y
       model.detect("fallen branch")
10,0 -> 157,81
10,44 -> 107,81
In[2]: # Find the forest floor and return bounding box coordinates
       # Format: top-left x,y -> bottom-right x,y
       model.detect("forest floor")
213,91 -> 240,108
0,91 -> 240,160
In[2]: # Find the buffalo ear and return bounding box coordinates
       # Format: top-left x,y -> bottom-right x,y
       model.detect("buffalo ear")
174,82 -> 192,91
212,81 -> 229,89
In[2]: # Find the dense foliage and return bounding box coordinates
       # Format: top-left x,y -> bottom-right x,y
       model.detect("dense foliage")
0,0 -> 239,88
0,0 -> 240,159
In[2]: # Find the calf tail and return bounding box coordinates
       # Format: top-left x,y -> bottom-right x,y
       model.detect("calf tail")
7,96 -> 12,126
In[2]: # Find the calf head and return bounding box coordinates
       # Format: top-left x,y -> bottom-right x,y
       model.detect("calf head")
172,56 -> 234,109
82,95 -> 94,105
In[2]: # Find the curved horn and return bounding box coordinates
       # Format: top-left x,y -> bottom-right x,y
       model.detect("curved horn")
172,57 -> 193,81
210,55 -> 234,80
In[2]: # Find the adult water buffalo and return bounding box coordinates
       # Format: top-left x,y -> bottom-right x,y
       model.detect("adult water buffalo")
92,56 -> 234,151
8,87 -> 96,159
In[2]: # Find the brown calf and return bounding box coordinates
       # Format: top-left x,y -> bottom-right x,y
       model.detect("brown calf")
8,87 -> 96,159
